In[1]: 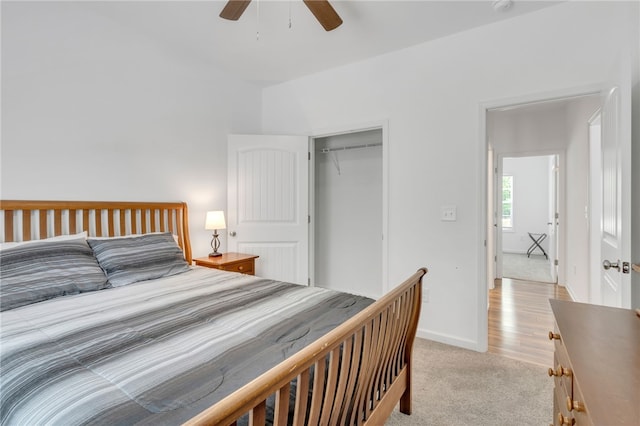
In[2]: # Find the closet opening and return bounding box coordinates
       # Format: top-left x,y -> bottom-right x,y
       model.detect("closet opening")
310,128 -> 383,299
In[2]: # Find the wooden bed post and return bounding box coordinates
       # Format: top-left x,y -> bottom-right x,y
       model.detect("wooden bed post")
179,202 -> 192,263
400,269 -> 424,414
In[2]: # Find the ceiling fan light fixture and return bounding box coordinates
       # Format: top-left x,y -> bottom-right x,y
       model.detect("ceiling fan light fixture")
303,0 -> 343,31
220,0 -> 252,20
219,0 -> 342,31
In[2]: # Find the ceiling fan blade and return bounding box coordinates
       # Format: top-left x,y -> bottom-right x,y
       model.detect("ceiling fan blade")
220,0 -> 252,21
303,0 -> 343,31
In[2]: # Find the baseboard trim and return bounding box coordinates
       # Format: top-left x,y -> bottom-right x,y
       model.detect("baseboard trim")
564,283 -> 578,302
416,329 -> 482,352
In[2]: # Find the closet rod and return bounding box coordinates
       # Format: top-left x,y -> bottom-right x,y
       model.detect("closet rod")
319,142 -> 382,153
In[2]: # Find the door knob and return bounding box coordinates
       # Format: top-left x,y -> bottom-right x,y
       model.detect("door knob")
229,231 -> 236,237
602,259 -> 620,271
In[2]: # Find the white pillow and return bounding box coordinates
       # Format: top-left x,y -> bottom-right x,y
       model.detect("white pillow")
0,231 -> 88,251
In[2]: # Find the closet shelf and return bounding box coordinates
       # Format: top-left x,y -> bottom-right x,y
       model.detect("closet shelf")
319,142 -> 382,153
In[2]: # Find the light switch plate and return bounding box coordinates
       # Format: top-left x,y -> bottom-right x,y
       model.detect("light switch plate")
441,205 -> 457,221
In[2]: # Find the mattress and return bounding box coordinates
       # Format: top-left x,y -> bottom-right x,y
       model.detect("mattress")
0,267 -> 373,425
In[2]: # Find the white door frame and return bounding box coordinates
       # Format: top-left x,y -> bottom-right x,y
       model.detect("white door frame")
478,84 -> 601,352
588,109 -> 603,305
486,147 -> 496,293
548,154 -> 560,284
309,120 -> 390,296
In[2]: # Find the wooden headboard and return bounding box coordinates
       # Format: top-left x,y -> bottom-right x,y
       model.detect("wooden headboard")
0,200 -> 192,263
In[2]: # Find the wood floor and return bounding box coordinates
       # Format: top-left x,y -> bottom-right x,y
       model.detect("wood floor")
488,278 -> 571,367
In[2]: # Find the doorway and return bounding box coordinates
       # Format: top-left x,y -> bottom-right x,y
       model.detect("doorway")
311,129 -> 383,299
483,92 -> 603,358
486,93 -> 600,298
499,155 -> 558,284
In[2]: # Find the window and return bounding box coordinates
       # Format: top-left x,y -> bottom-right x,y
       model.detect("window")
502,175 -> 513,229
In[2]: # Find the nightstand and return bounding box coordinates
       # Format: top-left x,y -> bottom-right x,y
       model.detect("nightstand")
193,253 -> 259,275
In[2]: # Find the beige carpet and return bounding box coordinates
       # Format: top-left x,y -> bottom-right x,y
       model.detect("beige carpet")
502,253 -> 554,283
386,339 -> 552,425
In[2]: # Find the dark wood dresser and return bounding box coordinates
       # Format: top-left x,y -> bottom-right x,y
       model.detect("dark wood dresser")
548,299 -> 640,425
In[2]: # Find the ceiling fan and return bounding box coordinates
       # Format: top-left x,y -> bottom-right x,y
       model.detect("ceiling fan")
219,0 -> 343,31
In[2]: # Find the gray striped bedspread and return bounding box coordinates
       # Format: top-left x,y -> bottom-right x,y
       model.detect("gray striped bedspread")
0,267 -> 373,425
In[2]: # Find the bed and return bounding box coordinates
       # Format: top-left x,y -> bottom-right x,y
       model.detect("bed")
0,200 -> 426,426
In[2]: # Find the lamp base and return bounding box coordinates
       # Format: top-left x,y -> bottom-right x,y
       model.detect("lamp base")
208,252 -> 223,257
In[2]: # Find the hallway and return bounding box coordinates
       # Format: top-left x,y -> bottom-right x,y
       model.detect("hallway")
488,278 -> 571,367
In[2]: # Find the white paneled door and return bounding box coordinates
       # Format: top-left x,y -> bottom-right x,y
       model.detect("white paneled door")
599,85 -> 631,308
597,45 -> 634,309
227,134 -> 309,285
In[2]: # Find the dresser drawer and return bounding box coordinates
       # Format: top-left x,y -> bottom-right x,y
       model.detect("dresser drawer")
569,380 -> 591,426
216,259 -> 255,275
193,253 -> 259,276
549,330 -> 573,399
554,387 -> 574,426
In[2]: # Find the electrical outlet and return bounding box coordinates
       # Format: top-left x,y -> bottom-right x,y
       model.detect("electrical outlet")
441,205 -> 457,221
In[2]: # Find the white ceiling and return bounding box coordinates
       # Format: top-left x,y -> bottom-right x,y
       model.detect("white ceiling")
87,0 -> 562,85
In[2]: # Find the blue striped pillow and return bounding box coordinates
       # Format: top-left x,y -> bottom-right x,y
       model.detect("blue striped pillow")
87,233 -> 189,287
0,238 -> 109,311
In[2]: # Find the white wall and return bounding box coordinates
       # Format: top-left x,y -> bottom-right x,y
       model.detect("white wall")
0,2 -> 263,257
314,130 -> 382,298
489,104 -> 568,154
502,156 -> 551,254
633,53 -> 640,310
631,9 -> 640,309
261,1 -> 639,349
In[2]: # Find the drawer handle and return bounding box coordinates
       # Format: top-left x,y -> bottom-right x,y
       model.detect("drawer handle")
238,266 -> 244,270
566,396 -> 585,412
558,413 -> 575,425
548,331 -> 561,340
548,365 -> 572,377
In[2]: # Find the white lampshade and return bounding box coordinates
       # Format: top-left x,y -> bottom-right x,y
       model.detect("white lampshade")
205,211 -> 226,230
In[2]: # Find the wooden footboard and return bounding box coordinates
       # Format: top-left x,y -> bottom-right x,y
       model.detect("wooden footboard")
185,267 -> 427,426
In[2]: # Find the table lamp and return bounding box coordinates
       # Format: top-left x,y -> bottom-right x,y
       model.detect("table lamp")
205,211 -> 226,257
